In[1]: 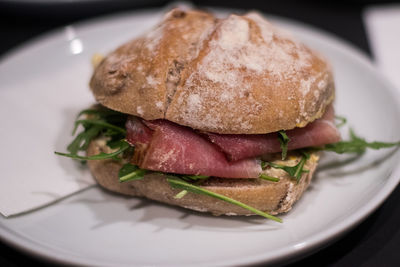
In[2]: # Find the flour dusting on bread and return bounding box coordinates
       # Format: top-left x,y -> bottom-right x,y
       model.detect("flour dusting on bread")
91,8 -> 335,134
166,11 -> 333,133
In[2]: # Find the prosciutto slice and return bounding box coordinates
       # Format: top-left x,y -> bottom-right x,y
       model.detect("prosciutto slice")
205,105 -> 341,161
126,116 -> 153,145
125,105 -> 340,178
126,119 -> 262,178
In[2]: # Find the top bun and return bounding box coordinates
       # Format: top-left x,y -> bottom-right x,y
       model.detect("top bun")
90,8 -> 335,134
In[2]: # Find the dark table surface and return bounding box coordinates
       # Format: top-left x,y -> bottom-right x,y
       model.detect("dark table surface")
1,1 -> 400,266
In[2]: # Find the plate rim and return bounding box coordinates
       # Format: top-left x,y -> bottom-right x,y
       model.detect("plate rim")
1,7 -> 400,267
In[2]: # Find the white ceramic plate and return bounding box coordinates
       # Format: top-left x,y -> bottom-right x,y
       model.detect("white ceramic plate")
1,7 -> 400,266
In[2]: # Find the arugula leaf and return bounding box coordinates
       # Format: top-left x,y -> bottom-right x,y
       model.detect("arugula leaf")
55,140 -> 130,161
321,129 -> 400,154
259,174 -> 280,182
172,175 -> 210,197
67,125 -> 102,155
166,176 -> 282,222
185,175 -> 209,180
278,131 -> 290,160
77,108 -> 123,119
118,163 -> 147,182
77,107 -> 128,127
56,107 -> 129,161
107,138 -> 128,149
262,152 -> 310,183
335,115 -> 347,128
174,190 -> 188,199
74,119 -> 126,135
181,175 -> 210,182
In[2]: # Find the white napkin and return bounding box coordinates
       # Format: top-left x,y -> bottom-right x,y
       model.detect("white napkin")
363,5 -> 400,90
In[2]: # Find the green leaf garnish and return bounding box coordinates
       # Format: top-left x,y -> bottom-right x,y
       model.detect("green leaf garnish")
278,130 -> 290,160
335,115 -> 347,128
118,163 -> 147,182
77,108 -> 123,119
183,175 -> 209,181
321,129 -> 400,154
259,174 -> 280,182
67,125 -> 103,155
174,190 -> 188,199
172,175 -> 210,198
55,140 -> 130,161
262,152 -> 309,183
166,176 -> 282,222
74,119 -> 126,135
56,107 -> 129,161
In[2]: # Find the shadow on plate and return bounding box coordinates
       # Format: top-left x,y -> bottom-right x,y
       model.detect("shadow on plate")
68,186 -> 283,232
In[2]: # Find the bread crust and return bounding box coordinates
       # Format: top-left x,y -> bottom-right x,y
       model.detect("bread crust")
90,8 -> 334,134
87,138 -> 319,215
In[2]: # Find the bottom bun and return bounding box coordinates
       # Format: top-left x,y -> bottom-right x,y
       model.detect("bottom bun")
87,138 -> 319,216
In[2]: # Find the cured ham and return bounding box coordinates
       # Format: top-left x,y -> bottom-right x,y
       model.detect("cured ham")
126,119 -> 262,178
125,105 -> 340,178
206,105 -> 340,161
126,116 -> 153,145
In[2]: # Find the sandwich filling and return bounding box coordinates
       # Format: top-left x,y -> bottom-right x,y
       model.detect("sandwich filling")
126,104 -> 340,178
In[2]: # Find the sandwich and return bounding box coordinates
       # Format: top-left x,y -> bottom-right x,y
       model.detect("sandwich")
56,8 -> 398,222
